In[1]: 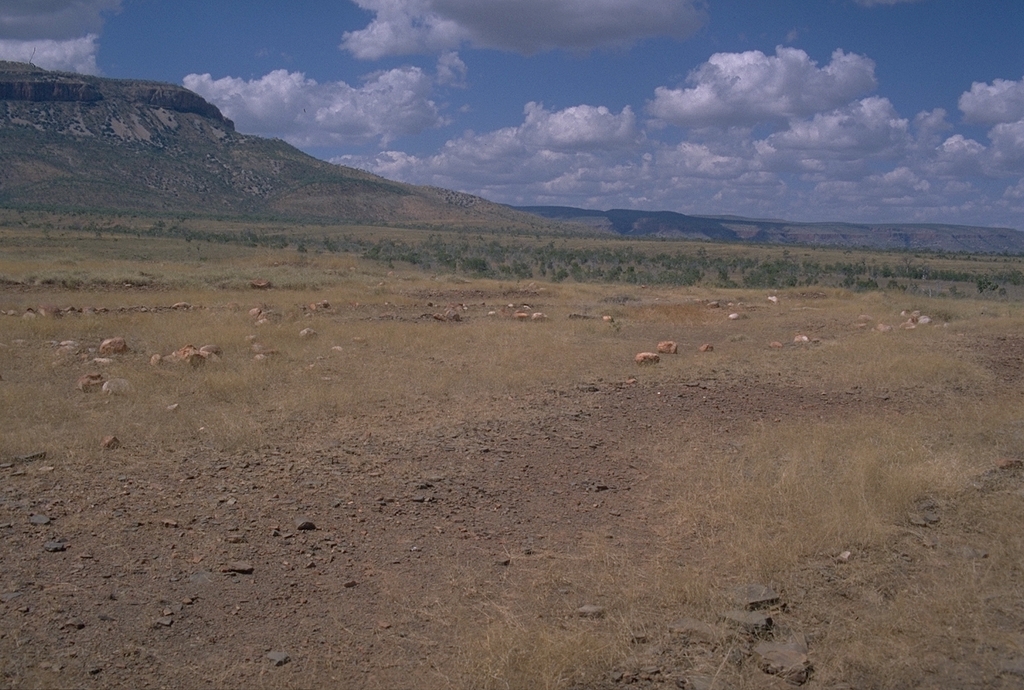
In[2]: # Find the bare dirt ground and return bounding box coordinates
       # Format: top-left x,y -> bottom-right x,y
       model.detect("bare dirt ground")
2,287 -> 1023,690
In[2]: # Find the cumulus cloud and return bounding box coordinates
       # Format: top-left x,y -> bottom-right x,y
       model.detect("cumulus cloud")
341,0 -> 707,59
0,34 -> 100,73
0,0 -> 120,40
759,97 -> 910,167
184,67 -> 447,147
648,47 -> 876,128
959,76 -> 1024,126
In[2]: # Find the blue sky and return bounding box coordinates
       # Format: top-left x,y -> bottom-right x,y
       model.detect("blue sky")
2,1 -> 1023,230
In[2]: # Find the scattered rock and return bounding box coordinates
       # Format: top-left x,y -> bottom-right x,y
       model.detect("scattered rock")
295,517 -> 316,531
267,651 -> 290,666
753,635 -> 812,684
577,604 -> 606,618
250,279 -> 272,290
44,541 -> 66,552
667,618 -> 717,642
770,341 -> 784,348
794,334 -> 810,343
736,583 -> 780,610
102,378 -> 131,395
101,435 -> 120,450
728,312 -> 742,320
98,337 -> 128,356
76,373 -> 105,392
996,457 -> 1023,470
723,609 -> 773,634
29,514 -> 51,526
657,341 -> 678,354
299,328 -> 317,339
155,616 -> 174,627
634,352 -> 660,366
698,343 -> 714,352
222,561 -> 254,574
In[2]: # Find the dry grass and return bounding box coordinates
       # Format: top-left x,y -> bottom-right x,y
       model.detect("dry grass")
3,232 -> 1024,689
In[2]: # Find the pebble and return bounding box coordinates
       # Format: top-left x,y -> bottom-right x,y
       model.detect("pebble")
267,651 -> 290,666
155,616 -> 174,627
753,635 -> 812,684
44,541 -> 66,552
29,514 -> 51,526
295,517 -> 316,531
577,604 -> 605,618
222,561 -> 253,574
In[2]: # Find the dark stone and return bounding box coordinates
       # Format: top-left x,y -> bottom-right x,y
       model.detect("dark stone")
29,514 -> 50,526
44,541 -> 66,552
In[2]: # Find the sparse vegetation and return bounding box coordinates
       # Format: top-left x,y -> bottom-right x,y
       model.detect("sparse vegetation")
2,218 -> 1024,689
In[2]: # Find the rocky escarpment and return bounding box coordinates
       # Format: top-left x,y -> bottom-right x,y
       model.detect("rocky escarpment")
0,61 -> 545,228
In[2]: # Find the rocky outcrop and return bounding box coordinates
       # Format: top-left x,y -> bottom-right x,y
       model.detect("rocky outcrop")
130,85 -> 233,129
0,80 -> 102,102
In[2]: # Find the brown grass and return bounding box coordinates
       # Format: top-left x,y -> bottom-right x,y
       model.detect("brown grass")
2,232 -> 1024,689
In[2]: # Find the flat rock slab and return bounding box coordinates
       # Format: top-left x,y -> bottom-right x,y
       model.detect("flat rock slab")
267,651 -> 290,666
29,514 -> 50,526
577,604 -> 606,618
753,636 -> 811,685
44,541 -> 66,552
722,609 -> 772,634
667,618 -> 718,642
736,583 -> 780,609
221,561 -> 253,574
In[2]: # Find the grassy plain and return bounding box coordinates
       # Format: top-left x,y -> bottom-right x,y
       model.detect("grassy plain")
1,217 -> 1023,689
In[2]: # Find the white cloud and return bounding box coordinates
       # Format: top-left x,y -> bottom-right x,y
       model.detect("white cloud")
183,67 -> 446,147
0,34 -> 100,73
341,0 -> 706,58
648,47 -> 876,128
436,51 -> 467,87
0,0 -> 120,40
756,97 -> 910,176
987,120 -> 1024,173
959,76 -> 1024,126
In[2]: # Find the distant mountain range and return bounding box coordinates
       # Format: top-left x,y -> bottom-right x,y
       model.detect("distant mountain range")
515,206 -> 1024,254
1,61 -> 1022,254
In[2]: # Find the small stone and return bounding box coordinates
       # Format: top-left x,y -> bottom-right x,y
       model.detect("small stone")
101,378 -> 131,396
44,541 -> 66,552
222,561 -> 253,574
155,616 -> 174,627
101,436 -> 120,450
343,580 -> 358,588
908,514 -> 929,527
737,583 -> 780,609
29,514 -> 51,526
996,457 -> 1023,470
0,592 -> 23,603
295,517 -> 316,531
267,651 -> 290,666
836,550 -> 852,563
299,328 -> 317,339
753,635 -> 812,684
189,571 -> 215,585
667,618 -> 717,641
723,609 -> 773,634
577,604 -> 606,618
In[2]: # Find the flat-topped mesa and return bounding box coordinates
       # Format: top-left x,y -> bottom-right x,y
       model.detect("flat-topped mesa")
0,61 -> 233,130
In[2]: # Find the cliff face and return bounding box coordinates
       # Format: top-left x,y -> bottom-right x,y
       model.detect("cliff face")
0,60 -> 233,131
